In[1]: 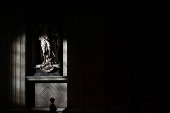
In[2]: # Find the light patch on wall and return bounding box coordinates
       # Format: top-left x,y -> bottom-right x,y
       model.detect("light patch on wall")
16,35 -> 21,105
12,34 -> 26,106
63,39 -> 67,76
20,34 -> 26,106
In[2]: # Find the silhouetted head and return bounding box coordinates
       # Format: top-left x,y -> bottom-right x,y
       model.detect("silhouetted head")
50,98 -> 55,103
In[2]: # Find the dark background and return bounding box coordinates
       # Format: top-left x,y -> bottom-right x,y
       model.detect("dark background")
0,0 -> 169,112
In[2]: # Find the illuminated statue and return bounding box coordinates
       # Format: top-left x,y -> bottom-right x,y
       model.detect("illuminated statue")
33,14 -> 60,73
39,34 -> 54,72
39,35 -> 51,65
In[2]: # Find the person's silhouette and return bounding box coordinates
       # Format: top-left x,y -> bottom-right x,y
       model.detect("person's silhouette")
49,98 -> 57,113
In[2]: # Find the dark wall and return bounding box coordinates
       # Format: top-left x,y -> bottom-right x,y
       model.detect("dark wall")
53,2 -> 169,111
61,3 -> 127,110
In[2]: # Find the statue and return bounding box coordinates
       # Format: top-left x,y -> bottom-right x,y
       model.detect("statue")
32,14 -> 61,73
49,98 -> 57,113
39,35 -> 53,72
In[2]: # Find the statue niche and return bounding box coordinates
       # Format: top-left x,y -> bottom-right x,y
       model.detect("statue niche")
33,15 -> 61,75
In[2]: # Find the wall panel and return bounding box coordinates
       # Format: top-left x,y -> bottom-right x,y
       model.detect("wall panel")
66,5 -> 106,110
35,83 -> 67,108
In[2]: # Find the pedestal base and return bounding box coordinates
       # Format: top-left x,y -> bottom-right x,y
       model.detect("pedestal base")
34,64 -> 60,76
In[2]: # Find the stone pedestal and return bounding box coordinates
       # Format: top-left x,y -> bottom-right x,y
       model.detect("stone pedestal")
34,64 -> 60,76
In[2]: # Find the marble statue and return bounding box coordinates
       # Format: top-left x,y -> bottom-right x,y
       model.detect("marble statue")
39,35 -> 54,72
33,14 -> 60,73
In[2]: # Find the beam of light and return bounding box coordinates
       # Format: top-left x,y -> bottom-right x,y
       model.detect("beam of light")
20,34 -> 26,106
63,39 -> 67,107
16,35 -> 21,105
12,34 -> 26,107
63,39 -> 67,76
